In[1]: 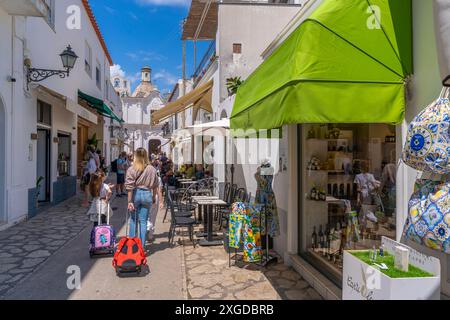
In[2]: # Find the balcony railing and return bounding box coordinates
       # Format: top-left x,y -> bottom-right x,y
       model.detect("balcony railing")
192,40 -> 217,86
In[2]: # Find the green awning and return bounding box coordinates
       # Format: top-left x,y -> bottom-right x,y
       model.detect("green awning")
231,0 -> 413,130
78,90 -> 124,124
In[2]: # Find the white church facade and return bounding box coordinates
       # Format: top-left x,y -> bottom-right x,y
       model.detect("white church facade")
115,67 -> 170,156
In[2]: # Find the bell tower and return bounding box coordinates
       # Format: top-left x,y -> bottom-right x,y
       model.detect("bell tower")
141,66 -> 152,83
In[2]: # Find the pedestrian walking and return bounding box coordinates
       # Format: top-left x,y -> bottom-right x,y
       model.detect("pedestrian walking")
116,152 -> 129,197
147,161 -> 164,242
87,171 -> 114,226
81,146 -> 97,207
125,148 -> 160,247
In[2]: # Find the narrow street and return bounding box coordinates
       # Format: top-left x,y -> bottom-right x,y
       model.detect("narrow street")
0,194 -> 185,300
0,190 -> 318,300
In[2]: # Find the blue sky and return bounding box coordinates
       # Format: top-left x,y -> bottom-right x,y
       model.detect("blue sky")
90,0 -> 210,96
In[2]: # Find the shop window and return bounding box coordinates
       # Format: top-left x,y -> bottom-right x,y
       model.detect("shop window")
85,42 -> 92,77
57,133 -> 71,177
37,100 -> 52,126
96,61 -> 102,90
299,124 -> 397,285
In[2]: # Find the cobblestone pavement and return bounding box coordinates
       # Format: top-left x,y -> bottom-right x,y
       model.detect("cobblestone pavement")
178,226 -> 322,300
0,194 -> 90,297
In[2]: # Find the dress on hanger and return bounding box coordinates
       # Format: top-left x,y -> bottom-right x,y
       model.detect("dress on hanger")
255,166 -> 280,238
229,202 -> 263,263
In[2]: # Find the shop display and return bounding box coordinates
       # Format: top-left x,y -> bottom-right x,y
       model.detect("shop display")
394,246 -> 410,272
255,161 -> 280,238
228,202 -> 263,263
403,179 -> 450,253
402,93 -> 450,175
302,124 -> 397,278
343,238 -> 440,300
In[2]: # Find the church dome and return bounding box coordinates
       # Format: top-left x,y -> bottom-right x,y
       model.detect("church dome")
132,66 -> 158,98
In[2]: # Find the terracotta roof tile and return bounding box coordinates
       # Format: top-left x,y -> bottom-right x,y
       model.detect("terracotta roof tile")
81,0 -> 113,65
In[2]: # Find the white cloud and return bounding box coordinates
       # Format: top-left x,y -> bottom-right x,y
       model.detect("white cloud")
104,6 -> 116,15
110,65 -> 140,85
110,64 -> 126,78
126,50 -> 167,62
154,69 -> 178,86
128,12 -> 139,21
135,0 -> 191,7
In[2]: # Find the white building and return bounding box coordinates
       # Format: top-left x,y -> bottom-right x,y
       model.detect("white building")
0,0 -> 120,230
120,67 -> 169,156
112,73 -> 131,98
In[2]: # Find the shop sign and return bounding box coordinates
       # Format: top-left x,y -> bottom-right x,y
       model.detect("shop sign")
66,98 -> 98,124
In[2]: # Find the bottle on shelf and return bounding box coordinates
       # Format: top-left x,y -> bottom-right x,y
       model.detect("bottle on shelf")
332,184 -> 338,198
339,184 -> 345,198
318,225 -> 324,252
311,226 -> 318,251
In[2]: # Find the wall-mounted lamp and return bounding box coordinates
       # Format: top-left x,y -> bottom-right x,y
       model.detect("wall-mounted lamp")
26,45 -> 78,90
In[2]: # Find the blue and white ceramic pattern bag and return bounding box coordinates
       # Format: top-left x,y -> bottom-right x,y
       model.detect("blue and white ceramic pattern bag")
402,89 -> 450,175
403,179 -> 450,254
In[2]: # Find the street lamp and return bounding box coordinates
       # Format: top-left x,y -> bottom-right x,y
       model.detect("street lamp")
26,45 -> 78,89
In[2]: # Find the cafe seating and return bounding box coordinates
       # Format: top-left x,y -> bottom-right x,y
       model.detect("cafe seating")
167,191 -> 196,247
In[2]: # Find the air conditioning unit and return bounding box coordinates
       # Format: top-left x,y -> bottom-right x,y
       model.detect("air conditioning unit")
110,138 -> 118,145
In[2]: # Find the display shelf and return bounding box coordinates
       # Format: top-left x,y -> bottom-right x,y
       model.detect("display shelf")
308,248 -> 343,278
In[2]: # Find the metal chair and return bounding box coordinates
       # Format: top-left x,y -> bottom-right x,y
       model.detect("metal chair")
167,191 -> 196,247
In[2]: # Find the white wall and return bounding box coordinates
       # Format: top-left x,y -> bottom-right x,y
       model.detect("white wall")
218,3 -> 301,102
0,0 -> 114,227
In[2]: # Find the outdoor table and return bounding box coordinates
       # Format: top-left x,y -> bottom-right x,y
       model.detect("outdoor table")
192,196 -> 219,226
194,199 -> 227,246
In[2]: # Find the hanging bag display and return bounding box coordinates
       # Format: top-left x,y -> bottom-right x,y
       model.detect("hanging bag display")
403,179 -> 450,253
402,87 -> 450,175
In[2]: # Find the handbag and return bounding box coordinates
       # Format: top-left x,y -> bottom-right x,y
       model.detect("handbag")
402,87 -> 450,175
402,179 -> 450,253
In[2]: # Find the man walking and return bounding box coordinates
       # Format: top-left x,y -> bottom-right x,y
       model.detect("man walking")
116,152 -> 129,197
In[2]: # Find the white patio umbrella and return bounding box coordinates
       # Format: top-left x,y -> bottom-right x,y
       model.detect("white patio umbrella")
187,119 -> 234,186
186,118 -> 230,135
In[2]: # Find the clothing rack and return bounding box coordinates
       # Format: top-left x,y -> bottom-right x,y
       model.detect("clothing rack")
228,204 -> 278,268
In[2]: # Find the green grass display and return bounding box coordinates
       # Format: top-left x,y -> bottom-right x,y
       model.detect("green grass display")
350,251 -> 434,279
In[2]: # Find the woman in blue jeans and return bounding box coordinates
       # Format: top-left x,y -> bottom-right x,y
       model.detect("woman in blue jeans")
125,148 -> 160,246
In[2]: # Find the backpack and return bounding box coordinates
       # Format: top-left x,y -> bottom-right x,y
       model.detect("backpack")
112,237 -> 147,274
89,202 -> 116,257
111,159 -> 118,173
112,209 -> 147,275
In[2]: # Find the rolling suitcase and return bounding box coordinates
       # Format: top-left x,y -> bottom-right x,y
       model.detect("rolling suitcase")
89,201 -> 116,257
112,210 -> 147,275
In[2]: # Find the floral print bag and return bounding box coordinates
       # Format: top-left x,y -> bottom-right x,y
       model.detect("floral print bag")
402,88 -> 450,175
403,179 -> 450,253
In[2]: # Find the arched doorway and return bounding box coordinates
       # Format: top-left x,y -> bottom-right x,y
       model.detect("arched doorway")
149,139 -> 161,155
0,96 -> 5,224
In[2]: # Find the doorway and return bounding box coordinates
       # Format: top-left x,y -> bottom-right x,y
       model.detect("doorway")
149,139 -> 161,155
37,128 -> 51,203
77,122 -> 89,177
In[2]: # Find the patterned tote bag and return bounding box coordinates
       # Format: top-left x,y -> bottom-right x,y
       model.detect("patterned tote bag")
403,179 -> 450,253
402,87 -> 450,175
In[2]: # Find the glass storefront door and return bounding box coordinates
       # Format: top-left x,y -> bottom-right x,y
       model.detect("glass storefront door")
298,124 -> 398,285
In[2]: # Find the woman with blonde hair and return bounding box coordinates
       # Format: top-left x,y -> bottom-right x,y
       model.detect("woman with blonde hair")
125,148 -> 160,246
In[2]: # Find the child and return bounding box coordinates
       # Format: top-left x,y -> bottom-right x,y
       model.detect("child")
87,171 -> 114,226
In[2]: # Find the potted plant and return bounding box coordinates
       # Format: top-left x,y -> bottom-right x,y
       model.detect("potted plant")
226,76 -> 244,96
